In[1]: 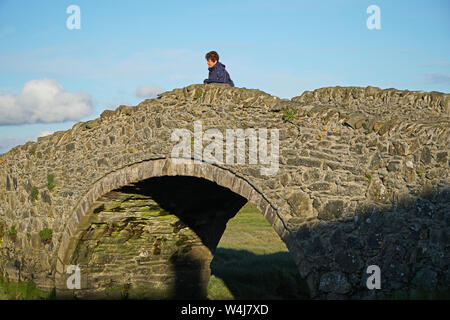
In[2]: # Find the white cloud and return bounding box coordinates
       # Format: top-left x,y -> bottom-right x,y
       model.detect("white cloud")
0,78 -> 93,125
37,130 -> 54,138
135,85 -> 165,98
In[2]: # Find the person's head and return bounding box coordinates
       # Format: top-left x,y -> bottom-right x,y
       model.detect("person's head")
205,51 -> 219,68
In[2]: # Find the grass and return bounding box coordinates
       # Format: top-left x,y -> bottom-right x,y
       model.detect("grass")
0,275 -> 54,300
207,202 -> 309,300
193,87 -> 203,100
214,202 -> 290,254
282,107 -> 296,122
47,174 -> 55,191
7,225 -> 17,239
29,144 -> 37,155
31,187 -> 39,201
0,220 -> 4,238
39,228 -> 53,244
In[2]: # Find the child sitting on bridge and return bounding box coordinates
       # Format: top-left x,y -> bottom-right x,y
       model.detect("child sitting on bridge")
203,51 -> 235,87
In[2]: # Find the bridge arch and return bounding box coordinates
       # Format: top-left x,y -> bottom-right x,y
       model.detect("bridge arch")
1,84 -> 447,299
54,157 -> 293,297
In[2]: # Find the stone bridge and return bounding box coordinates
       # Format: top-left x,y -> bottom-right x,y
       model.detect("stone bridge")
0,84 -> 448,299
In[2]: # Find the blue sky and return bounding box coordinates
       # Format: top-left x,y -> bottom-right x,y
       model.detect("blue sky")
0,0 -> 449,154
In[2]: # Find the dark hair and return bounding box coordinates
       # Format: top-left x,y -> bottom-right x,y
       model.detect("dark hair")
205,51 -> 219,62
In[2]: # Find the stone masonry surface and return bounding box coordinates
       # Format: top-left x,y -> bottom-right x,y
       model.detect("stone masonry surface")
0,83 -> 448,299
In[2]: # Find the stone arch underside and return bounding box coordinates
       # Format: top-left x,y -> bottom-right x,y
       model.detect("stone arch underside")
54,158 -> 292,298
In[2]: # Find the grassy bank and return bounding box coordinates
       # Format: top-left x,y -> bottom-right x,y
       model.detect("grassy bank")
207,202 -> 308,300
0,275 -> 54,300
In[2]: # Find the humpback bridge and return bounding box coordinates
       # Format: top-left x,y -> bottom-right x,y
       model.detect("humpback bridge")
0,84 -> 448,299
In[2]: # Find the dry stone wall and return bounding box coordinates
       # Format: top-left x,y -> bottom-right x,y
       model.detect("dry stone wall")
0,83 -> 448,299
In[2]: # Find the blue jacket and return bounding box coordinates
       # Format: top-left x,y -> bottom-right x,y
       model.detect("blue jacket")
204,62 -> 234,87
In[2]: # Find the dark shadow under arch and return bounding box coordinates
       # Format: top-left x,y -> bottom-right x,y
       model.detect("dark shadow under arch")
118,176 -> 247,252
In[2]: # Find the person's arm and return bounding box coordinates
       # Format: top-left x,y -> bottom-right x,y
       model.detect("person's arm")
204,67 -> 225,84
